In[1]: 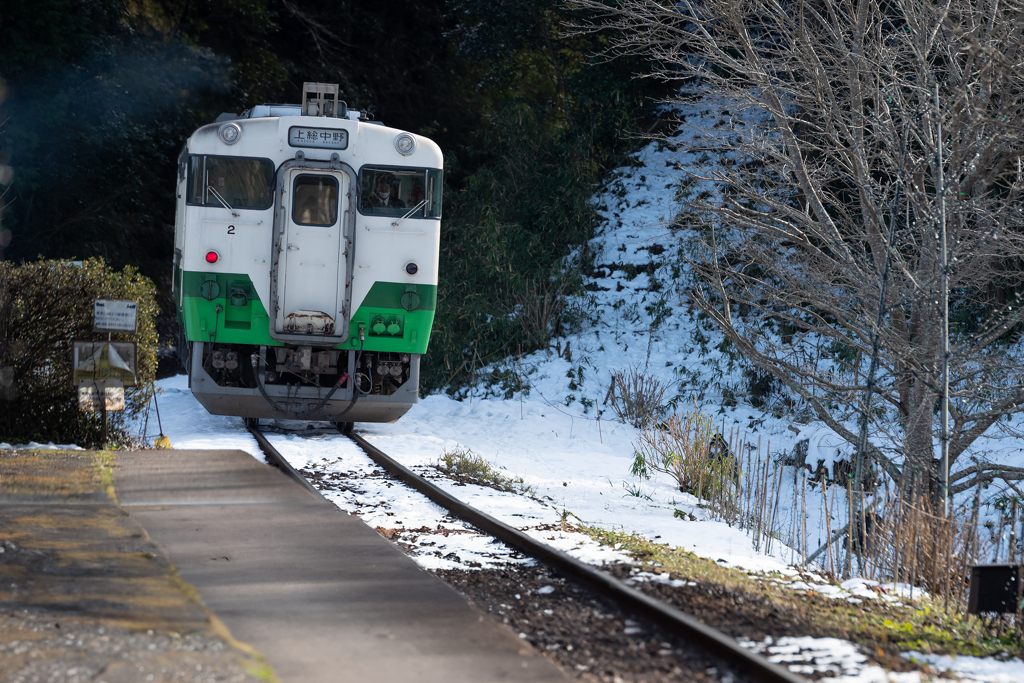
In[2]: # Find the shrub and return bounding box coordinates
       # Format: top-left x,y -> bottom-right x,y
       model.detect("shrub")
631,411 -> 739,515
0,258 -> 158,447
511,278 -> 568,348
743,366 -> 775,408
608,365 -> 667,428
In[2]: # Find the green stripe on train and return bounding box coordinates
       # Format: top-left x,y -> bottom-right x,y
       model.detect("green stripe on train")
179,271 -> 436,353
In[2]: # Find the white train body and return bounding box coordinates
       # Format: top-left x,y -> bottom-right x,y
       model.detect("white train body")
173,85 -> 442,426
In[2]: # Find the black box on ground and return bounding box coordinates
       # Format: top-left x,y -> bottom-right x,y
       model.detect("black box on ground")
967,563 -> 1022,614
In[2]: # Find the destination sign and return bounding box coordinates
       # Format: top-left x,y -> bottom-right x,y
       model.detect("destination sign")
289,126 -> 349,150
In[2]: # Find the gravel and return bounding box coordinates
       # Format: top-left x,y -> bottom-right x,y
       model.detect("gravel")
0,611 -> 262,683
435,563 -> 745,683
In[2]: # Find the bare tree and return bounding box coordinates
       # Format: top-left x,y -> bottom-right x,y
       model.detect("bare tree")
569,0 -> 1024,495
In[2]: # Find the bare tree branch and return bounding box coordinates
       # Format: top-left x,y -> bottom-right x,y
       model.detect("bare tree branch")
569,0 -> 1024,494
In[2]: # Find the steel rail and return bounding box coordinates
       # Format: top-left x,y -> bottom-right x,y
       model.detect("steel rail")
248,426 -> 331,503
346,432 -> 806,683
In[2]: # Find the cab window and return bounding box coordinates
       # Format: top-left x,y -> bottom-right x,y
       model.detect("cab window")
186,155 -> 274,209
292,175 -> 338,226
359,167 -> 442,218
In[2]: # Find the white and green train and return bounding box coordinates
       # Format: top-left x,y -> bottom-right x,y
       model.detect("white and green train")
173,83 -> 441,431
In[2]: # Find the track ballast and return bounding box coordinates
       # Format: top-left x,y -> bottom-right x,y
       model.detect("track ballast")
248,425 -> 806,683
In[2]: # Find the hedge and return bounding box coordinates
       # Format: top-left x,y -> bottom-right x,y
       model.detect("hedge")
0,258 -> 158,447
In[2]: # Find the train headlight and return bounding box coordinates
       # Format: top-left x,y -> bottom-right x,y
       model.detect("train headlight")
219,122 -> 242,145
394,133 -> 415,156
405,262 -> 418,275
205,250 -> 220,264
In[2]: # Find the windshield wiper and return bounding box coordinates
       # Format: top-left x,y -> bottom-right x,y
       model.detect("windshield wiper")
391,199 -> 426,227
207,186 -> 240,217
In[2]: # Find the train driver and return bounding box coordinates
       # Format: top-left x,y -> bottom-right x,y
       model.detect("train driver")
362,172 -> 406,210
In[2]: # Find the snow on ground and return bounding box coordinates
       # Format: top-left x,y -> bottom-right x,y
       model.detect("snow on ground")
99,92 -> 1024,682
144,374 -> 265,462
742,636 -> 921,682
358,395 -> 795,572
739,637 -> 1024,682
263,425 -> 632,570
0,441 -> 84,450
903,652 -> 1024,683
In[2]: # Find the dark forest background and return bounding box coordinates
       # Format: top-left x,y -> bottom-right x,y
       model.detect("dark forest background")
0,0 -> 663,393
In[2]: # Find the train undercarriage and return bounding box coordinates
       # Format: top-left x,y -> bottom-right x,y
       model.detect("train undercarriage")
185,341 -> 419,427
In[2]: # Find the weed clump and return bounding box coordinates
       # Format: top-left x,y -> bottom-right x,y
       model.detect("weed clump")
608,366 -> 668,428
631,411 -> 739,516
436,446 -> 534,496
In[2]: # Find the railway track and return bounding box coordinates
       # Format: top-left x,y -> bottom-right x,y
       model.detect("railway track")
248,425 -> 806,683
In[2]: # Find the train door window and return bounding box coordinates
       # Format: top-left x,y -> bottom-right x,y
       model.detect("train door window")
186,155 -> 274,209
292,174 -> 338,226
359,167 -> 439,217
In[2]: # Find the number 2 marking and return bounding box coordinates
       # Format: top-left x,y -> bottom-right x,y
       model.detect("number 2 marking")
227,225 -> 235,234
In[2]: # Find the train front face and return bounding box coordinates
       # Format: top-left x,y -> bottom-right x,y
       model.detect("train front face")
172,111 -> 442,423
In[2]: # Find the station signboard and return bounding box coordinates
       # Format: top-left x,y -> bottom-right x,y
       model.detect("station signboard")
73,341 -> 137,388
78,382 -> 125,411
93,300 -> 138,333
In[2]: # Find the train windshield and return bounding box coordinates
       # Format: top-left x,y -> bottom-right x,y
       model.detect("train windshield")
187,155 -> 274,210
359,167 -> 442,219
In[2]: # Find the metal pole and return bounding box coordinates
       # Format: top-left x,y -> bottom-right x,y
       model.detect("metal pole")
103,332 -> 111,448
936,83 -> 950,517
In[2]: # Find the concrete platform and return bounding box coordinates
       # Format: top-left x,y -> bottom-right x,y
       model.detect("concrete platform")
0,449 -> 264,682
114,449 -> 566,683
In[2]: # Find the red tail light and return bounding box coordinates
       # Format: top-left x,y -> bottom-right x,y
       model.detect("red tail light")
205,251 -> 219,264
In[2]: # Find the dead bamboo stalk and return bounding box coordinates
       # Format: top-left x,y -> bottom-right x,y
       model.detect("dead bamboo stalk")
747,436 -> 758,532
767,459 -> 782,555
738,441 -> 745,529
846,481 -> 854,579
860,484 -> 869,579
894,472 -> 908,592
801,469 -> 808,569
909,489 -> 919,600
820,475 -> 831,574
791,460 -> 800,564
1017,506 -> 1024,638
957,485 -> 981,614
1011,498 -> 1018,565
758,452 -> 771,551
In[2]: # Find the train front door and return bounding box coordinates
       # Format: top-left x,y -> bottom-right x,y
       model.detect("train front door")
275,169 -> 350,338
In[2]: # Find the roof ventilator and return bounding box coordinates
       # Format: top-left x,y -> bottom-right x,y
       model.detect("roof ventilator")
301,82 -> 347,118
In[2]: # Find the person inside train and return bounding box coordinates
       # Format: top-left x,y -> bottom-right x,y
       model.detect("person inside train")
362,172 -> 406,210
294,177 -> 337,225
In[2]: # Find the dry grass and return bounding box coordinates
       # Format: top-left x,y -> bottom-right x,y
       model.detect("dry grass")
511,279 -> 567,347
435,446 -> 534,496
584,526 -> 1022,660
629,420 -> 988,612
631,411 -> 739,517
839,485 -> 980,609
608,366 -> 668,428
